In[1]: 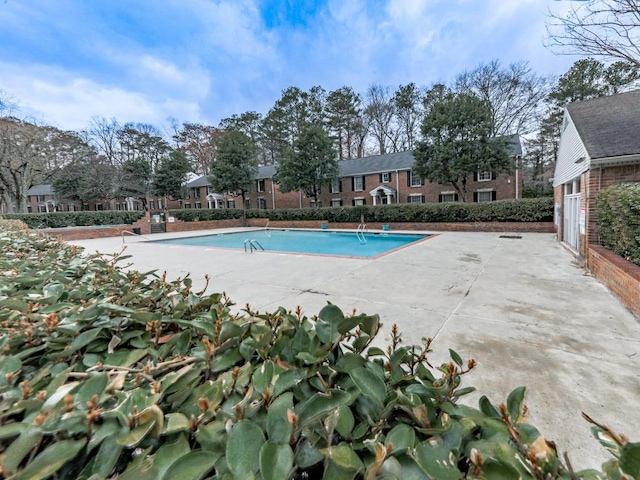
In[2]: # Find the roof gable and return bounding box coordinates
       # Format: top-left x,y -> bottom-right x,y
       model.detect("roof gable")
566,90 -> 640,160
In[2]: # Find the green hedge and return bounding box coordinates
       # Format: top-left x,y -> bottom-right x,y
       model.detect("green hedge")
597,183 -> 640,265
167,208 -> 246,222
0,218 -> 637,479
244,198 -> 554,223
0,210 -> 145,229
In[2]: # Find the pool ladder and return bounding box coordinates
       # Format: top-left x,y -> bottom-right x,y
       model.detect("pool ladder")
244,239 -> 265,253
356,223 -> 367,244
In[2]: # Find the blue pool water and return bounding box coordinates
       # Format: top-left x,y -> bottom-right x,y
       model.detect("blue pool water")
153,229 -> 429,258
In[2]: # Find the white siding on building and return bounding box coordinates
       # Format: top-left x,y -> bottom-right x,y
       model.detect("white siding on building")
553,110 -> 590,187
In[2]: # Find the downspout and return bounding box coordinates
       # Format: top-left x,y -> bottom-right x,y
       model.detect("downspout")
271,177 -> 276,209
515,156 -> 520,199
395,170 -> 400,203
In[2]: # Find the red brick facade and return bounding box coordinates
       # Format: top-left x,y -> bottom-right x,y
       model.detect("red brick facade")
588,245 -> 640,318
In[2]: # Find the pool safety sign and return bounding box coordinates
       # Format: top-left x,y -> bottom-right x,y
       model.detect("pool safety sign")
579,207 -> 586,234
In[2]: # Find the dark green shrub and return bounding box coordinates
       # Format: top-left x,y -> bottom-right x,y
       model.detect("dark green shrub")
168,208 -> 246,222
597,183 -> 640,265
0,210 -> 145,229
243,198 -> 553,224
0,219 -> 636,479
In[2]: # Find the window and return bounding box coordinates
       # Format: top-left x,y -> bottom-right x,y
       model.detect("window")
331,178 -> 342,193
38,205 -> 47,213
183,203 -> 191,209
158,199 -> 164,210
353,176 -> 365,192
331,199 -> 342,207
149,200 -> 155,210
438,193 -> 458,203
409,171 -> 422,187
95,204 -> 104,211
258,198 -> 267,209
256,179 -> 265,192
68,205 -> 75,212
309,200 -> 322,208
194,188 -> 200,198
37,195 -> 46,202
227,200 -> 236,209
352,198 -> 366,206
380,172 -> 391,183
477,171 -> 492,181
408,195 -> 425,204
245,198 -> 252,209
195,202 -> 202,209
474,191 -> 496,202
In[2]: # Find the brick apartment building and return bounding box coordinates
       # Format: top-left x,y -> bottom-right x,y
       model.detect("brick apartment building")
186,135 -> 524,210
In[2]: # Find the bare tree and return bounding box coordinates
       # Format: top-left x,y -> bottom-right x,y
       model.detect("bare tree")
547,0 -> 640,67
393,83 -> 423,151
84,117 -> 121,164
363,84 -> 398,155
455,60 -> 550,136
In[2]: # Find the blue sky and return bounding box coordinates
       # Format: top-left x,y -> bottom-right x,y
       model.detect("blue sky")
0,0 -> 580,132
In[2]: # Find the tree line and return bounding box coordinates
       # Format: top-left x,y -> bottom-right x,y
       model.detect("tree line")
1,56 -> 638,213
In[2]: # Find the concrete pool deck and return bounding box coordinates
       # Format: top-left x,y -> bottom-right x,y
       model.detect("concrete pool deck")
69,228 -> 640,471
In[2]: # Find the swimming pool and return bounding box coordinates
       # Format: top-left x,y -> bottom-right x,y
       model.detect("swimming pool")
153,229 -> 429,258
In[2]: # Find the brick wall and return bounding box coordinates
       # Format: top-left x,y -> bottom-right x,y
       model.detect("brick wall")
588,245 -> 640,318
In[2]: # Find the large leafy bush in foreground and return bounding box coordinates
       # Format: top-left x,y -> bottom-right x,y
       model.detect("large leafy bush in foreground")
0,220 -> 637,479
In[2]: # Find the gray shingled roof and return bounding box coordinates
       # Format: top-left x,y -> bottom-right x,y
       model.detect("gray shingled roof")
567,90 -> 640,160
27,184 -> 54,196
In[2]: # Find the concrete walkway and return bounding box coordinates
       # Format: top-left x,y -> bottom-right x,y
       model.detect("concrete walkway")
69,229 -> 639,471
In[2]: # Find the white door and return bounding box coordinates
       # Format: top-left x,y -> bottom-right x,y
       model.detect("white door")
563,194 -> 581,252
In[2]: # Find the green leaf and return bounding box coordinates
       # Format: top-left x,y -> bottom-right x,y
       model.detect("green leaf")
16,438 -> 87,480
0,422 -> 26,440
259,441 -> 294,480
151,435 -> 191,480
75,372 -> 109,408
220,321 -> 244,342
317,303 -> 344,344
226,420 -> 266,478
620,442 -> 640,478
266,392 -> 293,444
163,412 -> 191,435
117,421 -> 156,448
295,440 -> 324,469
272,368 -> 306,398
296,389 -> 352,430
1,426 -> 43,475
253,360 -> 275,394
335,404 -> 355,439
92,436 -> 123,478
414,441 -> 462,480
478,396 -> 501,419
449,348 -> 463,367
506,386 -> 526,422
320,445 -> 364,479
162,450 -> 218,480
350,367 -> 386,406
366,347 -> 386,357
385,424 -> 416,454
69,327 -> 103,352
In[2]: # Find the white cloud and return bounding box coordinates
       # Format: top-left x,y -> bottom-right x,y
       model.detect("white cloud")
0,62 -> 204,131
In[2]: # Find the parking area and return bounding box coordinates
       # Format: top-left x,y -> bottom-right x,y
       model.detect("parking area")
70,229 -> 640,470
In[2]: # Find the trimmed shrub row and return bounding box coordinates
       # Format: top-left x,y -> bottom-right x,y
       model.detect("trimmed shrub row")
597,183 -> 640,265
1,210 -> 145,229
167,207 -> 246,222
244,198 -> 554,223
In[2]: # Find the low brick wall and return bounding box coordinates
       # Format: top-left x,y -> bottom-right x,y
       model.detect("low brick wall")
166,218 -> 246,233
588,244 -> 640,318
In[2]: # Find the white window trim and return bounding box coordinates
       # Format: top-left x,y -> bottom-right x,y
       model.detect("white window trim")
354,176 -> 364,192
477,171 -> 492,181
382,172 -> 391,183
476,191 -> 493,202
331,179 -> 341,193
409,171 -> 422,187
